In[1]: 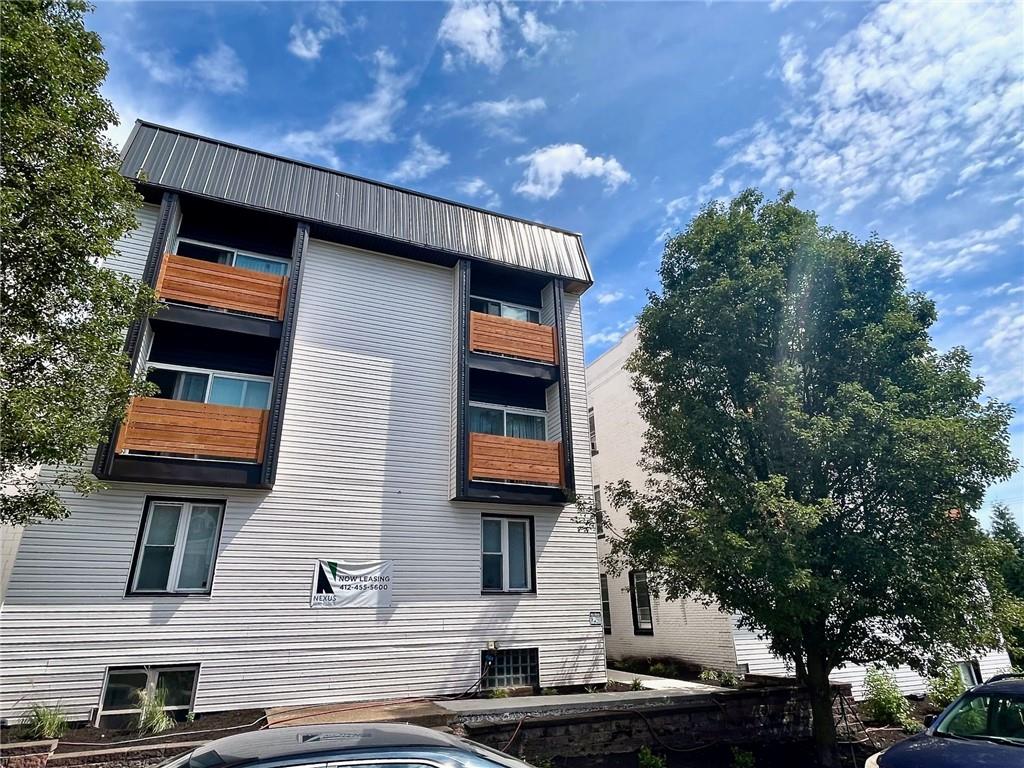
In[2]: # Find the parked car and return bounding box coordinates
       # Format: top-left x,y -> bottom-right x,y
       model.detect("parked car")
865,673 -> 1024,767
157,723 -> 538,768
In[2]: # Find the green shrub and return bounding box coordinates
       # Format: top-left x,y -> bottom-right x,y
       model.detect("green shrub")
135,688 -> 174,734
637,745 -> 666,768
927,667 -> 966,708
486,687 -> 509,699
698,668 -> 720,683
719,670 -> 740,687
630,677 -> 645,691
21,703 -> 69,739
731,746 -> 756,768
862,667 -> 918,731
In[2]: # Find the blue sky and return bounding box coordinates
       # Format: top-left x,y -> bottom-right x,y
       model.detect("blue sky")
90,1 -> 1022,521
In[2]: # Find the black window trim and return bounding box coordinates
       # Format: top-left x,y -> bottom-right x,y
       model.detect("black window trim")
96,663 -> 200,726
600,573 -> 612,635
480,513 -> 537,595
629,569 -> 654,636
125,495 -> 227,598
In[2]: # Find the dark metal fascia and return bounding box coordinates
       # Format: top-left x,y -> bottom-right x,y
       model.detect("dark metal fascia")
456,259 -> 471,500
260,222 -> 308,488
552,279 -> 576,495
94,191 -> 180,479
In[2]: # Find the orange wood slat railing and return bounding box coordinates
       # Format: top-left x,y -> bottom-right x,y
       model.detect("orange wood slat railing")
469,312 -> 558,365
155,254 -> 288,320
468,433 -> 563,487
115,397 -> 269,463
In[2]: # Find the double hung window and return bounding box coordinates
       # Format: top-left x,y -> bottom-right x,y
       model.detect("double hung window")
481,516 -> 532,592
175,238 -> 290,276
594,485 -> 604,537
630,570 -> 654,634
470,296 -> 541,324
146,364 -> 272,410
469,402 -> 546,441
131,500 -> 224,594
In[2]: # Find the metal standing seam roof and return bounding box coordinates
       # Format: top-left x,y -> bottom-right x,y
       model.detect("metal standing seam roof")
120,121 -> 593,289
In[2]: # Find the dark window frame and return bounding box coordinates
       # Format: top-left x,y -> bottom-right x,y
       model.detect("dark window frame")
600,574 -> 612,635
480,513 -> 537,595
96,663 -> 200,727
125,496 -> 227,597
593,485 -> 604,538
629,570 -> 654,635
588,406 -> 598,455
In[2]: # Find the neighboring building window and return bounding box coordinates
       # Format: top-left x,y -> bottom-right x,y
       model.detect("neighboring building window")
98,665 -> 198,728
130,500 -> 224,594
146,364 -> 272,409
589,407 -> 598,455
175,238 -> 290,276
956,660 -> 982,687
468,401 -> 546,441
481,516 -> 533,592
470,295 -> 541,324
600,574 -> 612,634
481,648 -> 539,690
594,485 -> 604,537
629,570 -> 654,635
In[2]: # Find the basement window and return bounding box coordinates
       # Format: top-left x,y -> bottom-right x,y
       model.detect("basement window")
98,665 -> 198,728
481,648 -> 540,690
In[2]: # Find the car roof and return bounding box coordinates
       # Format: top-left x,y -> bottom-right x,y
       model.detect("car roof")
976,677 -> 1024,695
186,723 -> 470,768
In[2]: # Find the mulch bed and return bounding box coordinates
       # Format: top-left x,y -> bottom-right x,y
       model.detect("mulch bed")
1,709 -> 265,754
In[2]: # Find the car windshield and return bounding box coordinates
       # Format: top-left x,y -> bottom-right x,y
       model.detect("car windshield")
936,691 -> 1024,744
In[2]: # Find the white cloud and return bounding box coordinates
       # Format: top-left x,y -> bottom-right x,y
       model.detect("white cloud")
769,0 -> 794,10
388,134 -> 450,183
975,301 -> 1024,401
438,0 -> 565,73
282,48 -> 412,165
439,1 -> 505,72
776,34 -> 807,89
457,177 -> 501,208
288,3 -> 347,61
586,330 -> 624,347
984,282 -> 1024,297
700,2 -> 1024,213
192,42 -> 247,94
514,143 -> 631,199
132,42 -> 247,94
440,96 -> 545,140
901,213 -> 1021,282
596,290 -> 624,305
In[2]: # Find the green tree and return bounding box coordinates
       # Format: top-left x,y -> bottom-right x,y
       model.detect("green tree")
990,503 -> 1024,664
605,190 -> 1020,767
1,0 -> 156,525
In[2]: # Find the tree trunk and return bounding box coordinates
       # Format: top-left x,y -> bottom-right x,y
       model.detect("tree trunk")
806,650 -> 839,768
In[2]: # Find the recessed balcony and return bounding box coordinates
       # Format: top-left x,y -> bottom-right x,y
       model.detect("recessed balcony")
469,311 -> 557,365
468,433 -> 563,487
156,254 -> 288,320
115,396 -> 269,463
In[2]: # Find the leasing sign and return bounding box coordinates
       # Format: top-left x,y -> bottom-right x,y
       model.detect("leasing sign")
311,559 -> 393,608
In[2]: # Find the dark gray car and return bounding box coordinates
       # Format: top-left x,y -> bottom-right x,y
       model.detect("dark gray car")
159,723 -> 538,768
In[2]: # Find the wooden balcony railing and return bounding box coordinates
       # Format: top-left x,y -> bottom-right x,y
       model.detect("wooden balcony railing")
469,312 -> 557,365
115,397 -> 269,463
468,433 -> 563,487
156,254 -> 288,320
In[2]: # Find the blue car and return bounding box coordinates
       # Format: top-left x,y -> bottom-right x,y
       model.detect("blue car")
866,673 -> 1024,767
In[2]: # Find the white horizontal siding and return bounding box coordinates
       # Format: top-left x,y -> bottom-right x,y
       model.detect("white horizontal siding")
106,204 -> 158,280
0,239 -> 604,721
732,619 -> 1014,699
